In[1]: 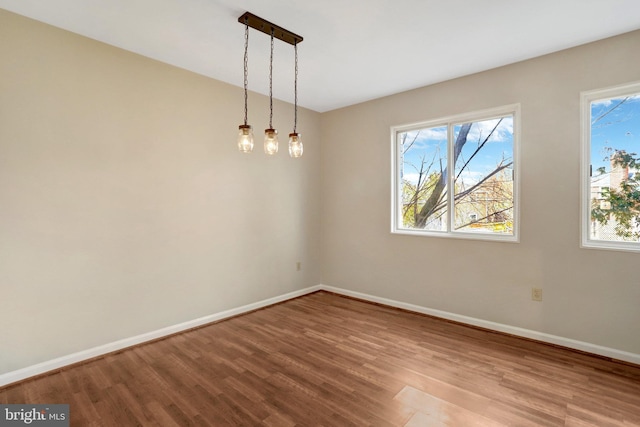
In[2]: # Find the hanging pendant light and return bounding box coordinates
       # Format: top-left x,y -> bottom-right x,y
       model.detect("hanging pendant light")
236,12 -> 303,157
237,19 -> 254,153
264,30 -> 279,155
288,41 -> 303,158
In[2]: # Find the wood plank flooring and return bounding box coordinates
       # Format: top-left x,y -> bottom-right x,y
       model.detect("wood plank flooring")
1,291 -> 639,426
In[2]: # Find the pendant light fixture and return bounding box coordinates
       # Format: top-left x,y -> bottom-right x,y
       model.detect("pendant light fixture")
236,12 -> 303,157
264,30 -> 278,155
237,17 -> 254,153
288,41 -> 303,158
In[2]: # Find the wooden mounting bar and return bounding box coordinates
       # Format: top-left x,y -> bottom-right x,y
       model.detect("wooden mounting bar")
238,12 -> 303,46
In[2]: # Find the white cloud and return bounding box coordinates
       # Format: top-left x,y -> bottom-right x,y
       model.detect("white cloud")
464,117 -> 513,143
421,127 -> 448,140
456,170 -> 485,185
402,172 -> 421,185
401,128 -> 447,151
592,99 -> 614,108
592,95 -> 640,108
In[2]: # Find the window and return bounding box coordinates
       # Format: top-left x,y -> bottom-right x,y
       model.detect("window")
581,82 -> 640,251
391,105 -> 519,241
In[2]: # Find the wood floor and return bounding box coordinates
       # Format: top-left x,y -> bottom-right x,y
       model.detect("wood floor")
1,291 -> 639,426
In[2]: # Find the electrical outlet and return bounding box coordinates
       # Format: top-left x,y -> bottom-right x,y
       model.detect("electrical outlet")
296,262 -> 302,271
532,287 -> 543,302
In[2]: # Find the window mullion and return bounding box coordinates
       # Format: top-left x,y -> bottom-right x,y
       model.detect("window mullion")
447,122 -> 455,233
396,133 -> 404,230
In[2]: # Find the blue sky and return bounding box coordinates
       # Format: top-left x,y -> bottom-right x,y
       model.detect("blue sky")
591,95 -> 640,173
401,116 -> 514,186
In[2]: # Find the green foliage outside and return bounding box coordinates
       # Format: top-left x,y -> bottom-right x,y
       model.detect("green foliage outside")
591,150 -> 640,239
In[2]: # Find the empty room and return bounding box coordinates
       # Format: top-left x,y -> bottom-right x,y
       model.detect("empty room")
1,1 -> 640,425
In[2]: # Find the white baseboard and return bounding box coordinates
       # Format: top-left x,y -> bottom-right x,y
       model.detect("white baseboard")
319,284 -> 640,365
2,283 -> 638,387
0,285 -> 323,388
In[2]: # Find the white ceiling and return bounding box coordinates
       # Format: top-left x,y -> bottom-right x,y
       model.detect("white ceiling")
1,0 -> 640,112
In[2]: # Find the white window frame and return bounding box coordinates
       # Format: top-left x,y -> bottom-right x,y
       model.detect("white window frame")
581,81 -> 640,252
391,104 -> 520,242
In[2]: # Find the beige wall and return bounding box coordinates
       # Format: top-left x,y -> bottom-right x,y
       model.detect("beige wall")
320,30 -> 640,355
0,9 -> 321,374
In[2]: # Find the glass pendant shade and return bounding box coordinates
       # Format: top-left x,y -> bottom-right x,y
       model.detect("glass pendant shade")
237,125 -> 254,153
235,13 -> 303,159
288,133 -> 303,158
264,128 -> 279,155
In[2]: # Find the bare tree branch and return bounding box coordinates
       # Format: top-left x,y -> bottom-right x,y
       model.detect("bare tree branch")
402,131 -> 421,154
454,161 -> 513,202
592,97 -> 630,125
455,118 -> 503,181
414,123 -> 472,227
454,206 -> 513,230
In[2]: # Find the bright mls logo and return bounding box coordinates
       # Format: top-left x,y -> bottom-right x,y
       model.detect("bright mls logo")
0,405 -> 68,426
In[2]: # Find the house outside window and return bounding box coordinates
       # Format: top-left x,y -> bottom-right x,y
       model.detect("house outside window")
391,105 -> 520,242
582,82 -> 640,251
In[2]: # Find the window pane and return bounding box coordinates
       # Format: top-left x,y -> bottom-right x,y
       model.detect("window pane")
589,94 -> 640,242
392,104 -> 518,241
453,116 -> 514,235
399,126 -> 448,231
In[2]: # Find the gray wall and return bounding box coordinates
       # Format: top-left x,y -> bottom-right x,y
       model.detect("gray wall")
0,9 -> 322,374
320,30 -> 640,355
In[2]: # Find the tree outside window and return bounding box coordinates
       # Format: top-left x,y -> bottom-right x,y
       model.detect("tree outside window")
392,105 -> 519,241
584,83 -> 640,250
